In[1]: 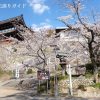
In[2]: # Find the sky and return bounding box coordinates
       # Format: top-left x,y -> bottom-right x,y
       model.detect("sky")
0,0 -> 100,29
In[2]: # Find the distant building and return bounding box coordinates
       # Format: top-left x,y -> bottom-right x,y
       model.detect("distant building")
55,27 -> 84,42
0,15 -> 34,71
0,15 -> 26,43
53,27 -> 89,74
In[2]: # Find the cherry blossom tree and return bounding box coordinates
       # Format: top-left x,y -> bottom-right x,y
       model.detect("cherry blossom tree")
56,0 -> 100,83
14,24 -> 55,70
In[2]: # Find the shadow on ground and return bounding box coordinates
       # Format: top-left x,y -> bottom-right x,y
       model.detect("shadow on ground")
0,91 -> 91,100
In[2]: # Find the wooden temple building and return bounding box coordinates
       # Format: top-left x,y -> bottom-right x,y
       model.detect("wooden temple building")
0,15 -> 26,43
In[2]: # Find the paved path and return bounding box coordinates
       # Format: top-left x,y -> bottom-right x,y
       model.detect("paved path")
0,85 -> 100,100
0,95 -> 100,100
0,86 -> 23,97
0,79 -> 100,100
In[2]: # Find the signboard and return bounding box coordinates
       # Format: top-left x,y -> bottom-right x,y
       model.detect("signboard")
14,68 -> 25,78
37,70 -> 50,80
15,68 -> 19,78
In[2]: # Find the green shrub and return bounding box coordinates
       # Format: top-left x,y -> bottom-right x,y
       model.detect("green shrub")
85,63 -> 94,74
37,81 -> 47,93
27,69 -> 33,74
37,85 -> 46,93
92,83 -> 100,89
50,76 -> 54,81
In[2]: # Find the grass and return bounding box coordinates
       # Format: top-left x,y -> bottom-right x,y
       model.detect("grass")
0,70 -> 3,77
37,73 -> 68,95
85,72 -> 93,78
0,68 -> 6,77
0,68 -> 13,80
57,74 -> 68,81
37,80 -> 50,93
91,83 -> 100,89
50,73 -> 68,81
49,74 -> 68,95
57,65 -> 62,71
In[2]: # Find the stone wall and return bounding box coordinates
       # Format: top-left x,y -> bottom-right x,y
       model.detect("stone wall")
58,77 -> 94,94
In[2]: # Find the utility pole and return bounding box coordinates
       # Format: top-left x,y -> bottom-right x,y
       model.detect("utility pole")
54,45 -> 59,97
50,44 -> 59,97
54,49 -> 58,97
67,64 -> 73,96
54,64 -> 58,96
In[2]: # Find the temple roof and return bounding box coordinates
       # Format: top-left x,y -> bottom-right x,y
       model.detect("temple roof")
0,15 -> 25,41
55,28 -> 66,34
0,15 -> 26,31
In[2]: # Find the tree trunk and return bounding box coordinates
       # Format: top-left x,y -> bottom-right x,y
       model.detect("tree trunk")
88,43 -> 99,83
62,68 -> 65,76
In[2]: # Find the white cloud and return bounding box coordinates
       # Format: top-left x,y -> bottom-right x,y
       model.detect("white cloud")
31,19 -> 52,31
27,0 -> 49,14
58,15 -> 73,21
32,23 -> 52,31
40,22 -> 52,28
45,18 -> 50,23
